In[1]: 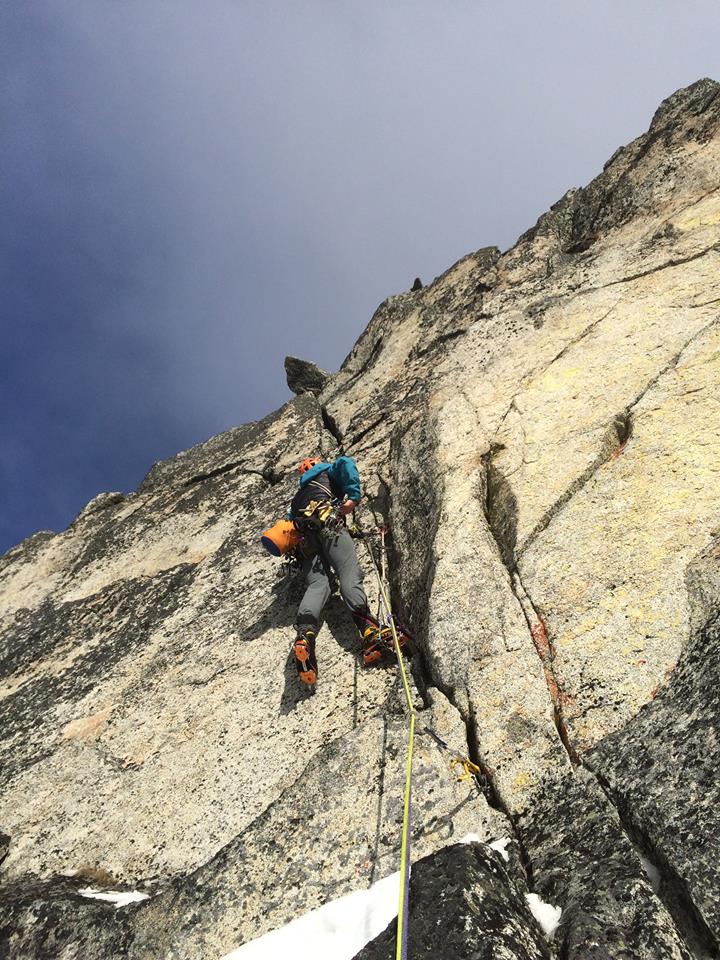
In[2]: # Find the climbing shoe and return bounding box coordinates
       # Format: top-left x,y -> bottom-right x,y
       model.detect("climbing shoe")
294,630 -> 318,685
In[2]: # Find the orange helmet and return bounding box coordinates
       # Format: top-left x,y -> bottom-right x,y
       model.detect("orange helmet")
298,457 -> 321,475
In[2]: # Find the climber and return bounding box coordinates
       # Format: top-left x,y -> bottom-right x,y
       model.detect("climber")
285,455 -> 400,685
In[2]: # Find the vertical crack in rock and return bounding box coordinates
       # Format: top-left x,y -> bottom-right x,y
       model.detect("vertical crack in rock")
369,716 -> 389,885
462,698 -> 543,896
587,766 -> 719,959
483,446 -> 517,571
0,831 -> 9,867
611,408 -> 633,455
463,697 -> 508,812
481,450 -> 579,766
511,573 -> 580,767
379,472 -> 532,872
320,405 -> 344,450
383,562 -> 538,889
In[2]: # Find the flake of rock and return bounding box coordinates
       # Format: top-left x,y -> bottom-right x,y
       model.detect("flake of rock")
284,355 -> 331,395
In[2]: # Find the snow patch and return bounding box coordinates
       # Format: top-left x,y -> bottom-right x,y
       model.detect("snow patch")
220,871 -> 400,960
489,837 -> 511,862
459,832 -> 482,844
459,834 -> 511,863
79,888 -> 150,908
525,893 -> 562,937
640,855 -> 662,893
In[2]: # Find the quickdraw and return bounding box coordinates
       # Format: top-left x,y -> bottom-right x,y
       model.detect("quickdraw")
451,756 -> 483,783
424,726 -> 486,789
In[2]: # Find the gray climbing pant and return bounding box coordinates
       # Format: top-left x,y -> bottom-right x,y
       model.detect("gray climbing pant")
296,526 -> 369,633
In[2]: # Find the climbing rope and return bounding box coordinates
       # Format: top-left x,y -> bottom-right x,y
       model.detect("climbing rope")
361,523 -> 415,960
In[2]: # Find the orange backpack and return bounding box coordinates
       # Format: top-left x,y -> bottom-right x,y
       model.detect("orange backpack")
260,520 -> 301,557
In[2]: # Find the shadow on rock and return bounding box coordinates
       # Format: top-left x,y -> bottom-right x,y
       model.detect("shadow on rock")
279,646 -> 317,714
238,573 -> 304,641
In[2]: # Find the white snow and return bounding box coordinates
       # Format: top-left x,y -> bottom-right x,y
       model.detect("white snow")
79,888 -> 150,908
489,837 -> 512,862
640,855 -> 662,893
220,871 -> 400,960
459,834 -> 511,863
459,832 -> 482,844
525,893 -> 562,937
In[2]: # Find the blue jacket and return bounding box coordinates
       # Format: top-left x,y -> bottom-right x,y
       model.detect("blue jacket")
290,457 -> 361,518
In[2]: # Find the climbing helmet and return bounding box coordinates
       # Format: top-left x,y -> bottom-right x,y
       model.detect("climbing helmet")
298,457 -> 322,475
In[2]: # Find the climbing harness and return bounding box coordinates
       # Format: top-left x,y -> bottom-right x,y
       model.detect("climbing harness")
362,523 -> 415,960
295,497 -> 337,529
293,478 -> 345,532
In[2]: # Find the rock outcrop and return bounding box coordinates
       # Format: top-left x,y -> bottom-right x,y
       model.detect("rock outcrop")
355,842 -> 551,960
2,79 -> 720,959
284,354 -> 331,395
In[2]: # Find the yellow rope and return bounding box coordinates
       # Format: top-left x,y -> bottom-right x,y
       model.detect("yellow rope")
373,528 -> 415,960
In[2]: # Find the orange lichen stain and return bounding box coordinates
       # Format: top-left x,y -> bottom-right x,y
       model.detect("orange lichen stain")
531,619 -> 551,660
544,671 -> 560,702
61,706 -> 113,742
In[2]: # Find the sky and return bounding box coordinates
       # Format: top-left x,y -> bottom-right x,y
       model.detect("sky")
2,1 -> 720,554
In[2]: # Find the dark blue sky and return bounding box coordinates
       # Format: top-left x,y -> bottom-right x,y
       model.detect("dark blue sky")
2,1 -> 719,554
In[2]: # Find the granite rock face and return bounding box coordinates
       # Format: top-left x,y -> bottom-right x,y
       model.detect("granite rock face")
2,79 -> 720,958
587,539 -> 720,954
516,767 -> 692,960
0,877 -> 136,960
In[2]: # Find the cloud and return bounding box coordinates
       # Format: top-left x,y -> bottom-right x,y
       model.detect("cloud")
2,0 -> 719,550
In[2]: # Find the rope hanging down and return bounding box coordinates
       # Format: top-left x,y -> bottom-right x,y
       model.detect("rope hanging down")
362,525 -> 415,960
